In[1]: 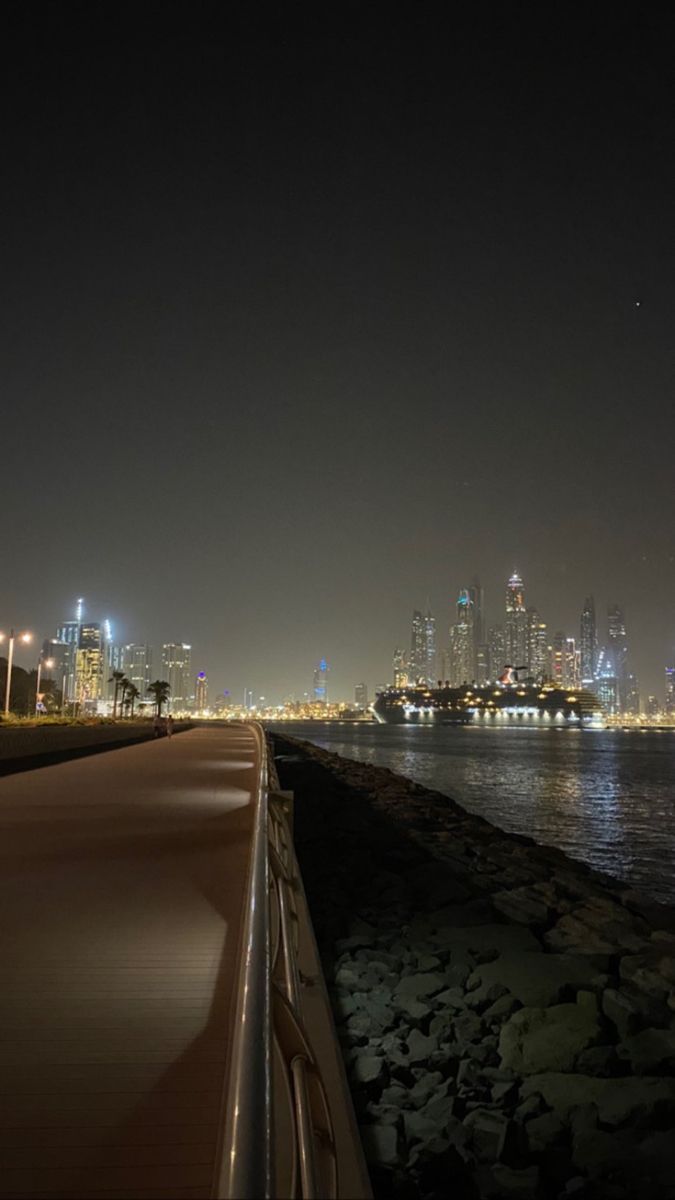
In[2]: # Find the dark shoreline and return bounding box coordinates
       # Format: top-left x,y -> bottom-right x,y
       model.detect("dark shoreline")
272,733 -> 675,1200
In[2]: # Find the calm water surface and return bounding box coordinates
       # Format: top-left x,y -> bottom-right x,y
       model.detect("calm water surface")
271,722 -> 675,905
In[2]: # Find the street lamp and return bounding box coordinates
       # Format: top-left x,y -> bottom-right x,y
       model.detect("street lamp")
0,629 -> 33,716
35,654 -> 55,715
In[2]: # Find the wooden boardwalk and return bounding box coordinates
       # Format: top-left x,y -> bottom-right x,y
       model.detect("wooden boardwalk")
0,725 -> 260,1199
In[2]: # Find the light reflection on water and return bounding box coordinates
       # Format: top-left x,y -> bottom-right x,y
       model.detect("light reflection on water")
272,723 -> 675,905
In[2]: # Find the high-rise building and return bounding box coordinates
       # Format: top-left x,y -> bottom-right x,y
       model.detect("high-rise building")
162,643 -> 192,713
354,683 -> 369,710
124,644 -> 153,704
487,625 -> 506,681
448,593 -> 474,687
505,571 -> 528,667
103,642 -> 125,708
658,667 -> 667,710
475,643 -> 489,685
453,589 -> 476,681
596,646 -> 619,715
313,658 -> 328,703
468,578 -> 485,646
392,648 -> 408,688
195,672 -> 208,712
526,608 -> 548,681
407,607 -> 437,686
410,610 -> 425,682
424,609 -> 436,687
564,637 -> 580,689
624,672 -> 640,715
56,618 -> 81,703
596,674 -> 619,714
646,695 -> 659,718
607,604 -> 628,706
75,623 -> 103,711
579,596 -> 597,685
550,631 -> 566,686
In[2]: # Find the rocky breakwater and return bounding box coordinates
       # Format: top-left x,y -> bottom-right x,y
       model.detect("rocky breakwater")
271,734 -> 675,1200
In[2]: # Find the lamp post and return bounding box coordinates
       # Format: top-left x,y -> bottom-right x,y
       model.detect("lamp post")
1,629 -> 33,716
35,655 -> 55,716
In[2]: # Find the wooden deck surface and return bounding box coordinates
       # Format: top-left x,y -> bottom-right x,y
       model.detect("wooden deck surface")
0,725 -> 259,1198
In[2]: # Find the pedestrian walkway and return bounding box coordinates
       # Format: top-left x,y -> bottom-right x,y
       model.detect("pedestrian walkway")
0,725 -> 260,1199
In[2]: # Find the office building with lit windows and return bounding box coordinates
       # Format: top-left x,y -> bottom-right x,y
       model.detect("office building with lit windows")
487,625 -> 506,681
162,643 -> 192,713
75,623 -> 103,711
665,666 -> 675,715
410,609 -> 436,685
195,672 -> 208,712
505,571 -> 528,667
392,648 -> 408,688
124,644 -> 153,704
580,596 -> 597,685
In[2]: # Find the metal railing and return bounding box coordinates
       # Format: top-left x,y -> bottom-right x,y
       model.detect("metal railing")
216,722 -> 273,1199
216,724 -> 363,1199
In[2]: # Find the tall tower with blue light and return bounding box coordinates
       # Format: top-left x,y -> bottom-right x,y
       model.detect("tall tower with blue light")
313,659 -> 329,703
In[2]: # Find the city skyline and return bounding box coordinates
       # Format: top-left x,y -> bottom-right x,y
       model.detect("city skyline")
4,566 -> 673,710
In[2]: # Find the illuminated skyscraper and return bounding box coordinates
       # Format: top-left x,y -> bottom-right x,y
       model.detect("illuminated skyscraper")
505,571 -> 528,667
124,644 -> 153,702
195,672 -> 208,712
487,625 -> 506,681
579,596 -> 597,685
549,631 -> 568,686
75,623 -> 103,711
468,577 -> 487,683
526,609 -> 548,681
162,643 -> 192,713
564,637 -> 580,688
607,604 -> 629,707
624,672 -> 640,715
409,610 -> 430,684
103,642 -> 124,706
56,616 -> 81,703
354,683 -> 368,710
665,667 -> 675,714
424,608 -> 436,686
392,648 -> 408,687
313,658 -> 328,703
448,592 -> 475,686
468,578 -> 485,645
595,646 -> 619,715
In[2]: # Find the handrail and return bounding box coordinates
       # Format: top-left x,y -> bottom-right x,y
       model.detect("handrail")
216,724 -> 368,1199
216,723 -> 272,1199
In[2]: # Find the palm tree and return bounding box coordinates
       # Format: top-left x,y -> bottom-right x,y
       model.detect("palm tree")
126,683 -> 140,718
108,669 -> 125,719
147,679 -> 171,716
118,676 -> 130,718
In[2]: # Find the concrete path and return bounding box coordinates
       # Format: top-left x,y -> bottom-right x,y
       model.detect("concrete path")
0,725 -> 260,1199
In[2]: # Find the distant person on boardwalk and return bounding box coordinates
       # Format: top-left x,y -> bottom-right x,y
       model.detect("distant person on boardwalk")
166,715 -> 174,738
153,714 -> 162,738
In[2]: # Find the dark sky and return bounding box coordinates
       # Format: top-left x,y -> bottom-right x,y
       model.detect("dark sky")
3,8 -> 674,700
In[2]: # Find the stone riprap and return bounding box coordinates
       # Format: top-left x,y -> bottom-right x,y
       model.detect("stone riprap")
271,734 -> 675,1200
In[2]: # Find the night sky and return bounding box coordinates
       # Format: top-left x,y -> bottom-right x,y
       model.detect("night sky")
3,9 -> 674,700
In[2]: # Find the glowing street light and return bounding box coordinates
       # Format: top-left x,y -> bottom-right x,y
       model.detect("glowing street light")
0,629 -> 33,716
35,653 -> 55,716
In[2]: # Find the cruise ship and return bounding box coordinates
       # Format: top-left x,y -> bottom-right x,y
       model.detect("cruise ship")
372,680 -> 603,726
